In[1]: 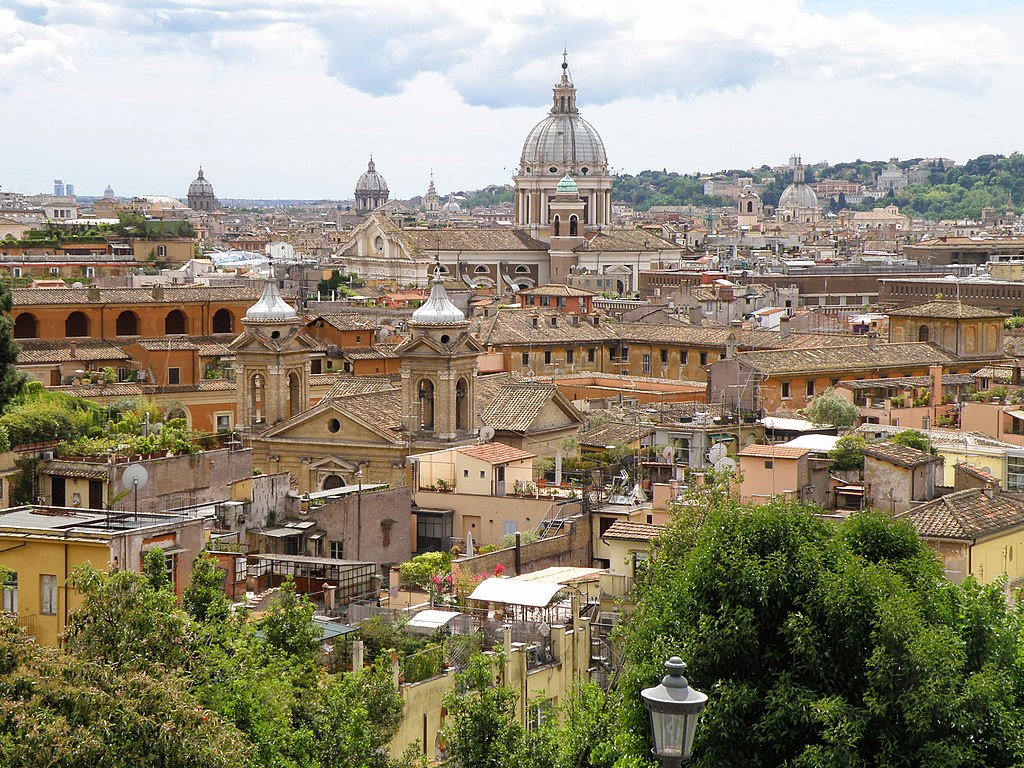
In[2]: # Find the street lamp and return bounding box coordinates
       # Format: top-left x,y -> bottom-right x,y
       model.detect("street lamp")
641,656 -> 708,767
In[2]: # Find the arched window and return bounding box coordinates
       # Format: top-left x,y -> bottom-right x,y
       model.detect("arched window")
918,324 -> 929,343
288,371 -> 301,417
515,265 -> 531,274
553,215 -> 560,236
569,215 -> 579,236
13,313 -> 37,339
323,474 -> 345,490
212,308 -> 233,334
165,309 -> 187,335
65,311 -> 89,338
456,378 -> 469,432
115,310 -> 139,336
418,379 -> 434,432
747,201 -> 753,213
250,373 -> 264,424
474,264 -> 489,274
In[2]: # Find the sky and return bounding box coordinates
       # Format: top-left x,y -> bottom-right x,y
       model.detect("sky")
2,0 -> 1023,200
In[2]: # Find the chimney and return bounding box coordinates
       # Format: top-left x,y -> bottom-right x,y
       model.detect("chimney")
779,316 -> 791,339
725,332 -> 738,359
689,305 -> 702,326
868,331 -> 878,351
929,364 -> 943,407
152,284 -> 165,301
88,284 -> 100,302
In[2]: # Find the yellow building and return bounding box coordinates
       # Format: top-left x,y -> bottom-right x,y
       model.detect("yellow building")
897,488 -> 1024,585
0,506 -> 206,645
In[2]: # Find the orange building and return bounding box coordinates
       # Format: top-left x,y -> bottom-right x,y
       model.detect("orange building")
518,284 -> 596,314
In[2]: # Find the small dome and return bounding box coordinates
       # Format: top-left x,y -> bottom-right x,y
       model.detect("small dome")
411,267 -> 465,326
441,193 -> 461,213
103,184 -> 114,197
245,280 -> 297,322
355,157 -> 389,194
188,168 -> 215,197
779,182 -> 819,210
556,174 -> 578,194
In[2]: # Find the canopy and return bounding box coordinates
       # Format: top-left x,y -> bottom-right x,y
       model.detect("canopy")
406,609 -> 464,631
468,577 -> 569,608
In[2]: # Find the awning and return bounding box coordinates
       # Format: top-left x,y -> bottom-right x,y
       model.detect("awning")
406,609 -> 464,631
709,433 -> 735,442
261,527 -> 302,538
468,577 -> 569,608
1008,410 -> 1024,421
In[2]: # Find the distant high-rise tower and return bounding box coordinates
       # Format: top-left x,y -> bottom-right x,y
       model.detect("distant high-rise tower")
65,183 -> 75,196
53,180 -> 64,196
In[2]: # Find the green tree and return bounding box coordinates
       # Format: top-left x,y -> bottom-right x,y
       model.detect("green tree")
143,546 -> 170,591
890,428 -> 936,454
618,498 -> 1024,767
0,282 -> 23,413
184,553 -> 231,623
828,434 -> 867,471
441,654 -> 525,768
256,577 -> 321,662
806,389 -> 859,428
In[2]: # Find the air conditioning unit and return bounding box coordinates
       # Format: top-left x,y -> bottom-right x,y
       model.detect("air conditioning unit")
41,450 -> 54,460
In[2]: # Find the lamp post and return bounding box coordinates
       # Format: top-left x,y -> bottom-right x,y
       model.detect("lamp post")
641,656 -> 708,767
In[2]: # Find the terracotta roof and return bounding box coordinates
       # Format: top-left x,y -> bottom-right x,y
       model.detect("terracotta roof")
306,314 -> 380,332
614,324 -> 862,351
395,227 -> 548,254
479,309 -> 617,345
320,377 -> 396,402
333,390 -> 405,442
738,444 -> 810,460
580,420 -> 656,447
898,488 -> 1024,540
956,463 -> 999,483
480,381 -> 577,432
735,342 -> 957,376
457,442 -> 536,464
17,339 -> 131,363
862,441 -> 940,468
575,229 -> 680,253
601,520 -> 664,541
340,344 -> 399,360
11,286 -> 271,307
886,300 -> 1008,320
838,373 -> 975,390
519,284 -> 596,298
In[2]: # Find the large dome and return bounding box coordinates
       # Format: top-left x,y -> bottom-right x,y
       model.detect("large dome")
188,168 -> 214,198
356,157 -> 389,194
519,60 -> 608,176
778,182 -> 819,210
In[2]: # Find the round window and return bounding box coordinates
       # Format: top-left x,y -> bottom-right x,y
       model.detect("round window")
549,166 -> 558,173
525,167 -> 531,173
440,334 -> 450,344
581,167 -> 589,175
327,418 -> 341,433
271,330 -> 281,339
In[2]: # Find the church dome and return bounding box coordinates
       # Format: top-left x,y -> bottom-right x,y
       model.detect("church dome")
103,184 -> 114,198
778,182 -> 818,210
442,193 -> 461,213
356,157 -> 389,195
245,280 -> 297,322
519,58 -> 608,176
411,266 -> 466,326
188,168 -> 215,198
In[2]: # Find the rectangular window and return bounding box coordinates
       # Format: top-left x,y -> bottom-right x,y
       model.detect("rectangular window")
681,351 -> 688,365
216,414 -> 231,432
480,470 -> 486,479
660,349 -> 668,364
11,268 -> 20,278
642,353 -> 651,374
157,245 -> 167,257
463,469 -> 469,478
566,348 -> 574,364
544,350 -> 552,365
764,460 -> 774,469
522,351 -> 530,365
40,574 -> 56,616
168,367 -> 180,385
587,348 -> 595,363
782,382 -> 791,399
700,352 -> 708,366
2,572 -> 16,613
620,346 -> 629,362
806,380 -> 815,397
234,557 -> 248,583
330,540 -> 344,560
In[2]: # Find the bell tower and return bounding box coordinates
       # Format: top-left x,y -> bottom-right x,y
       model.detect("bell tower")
229,274 -> 316,430
396,259 -> 482,443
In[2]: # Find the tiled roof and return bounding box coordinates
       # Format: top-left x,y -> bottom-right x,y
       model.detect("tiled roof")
898,488 -> 1024,540
575,229 -> 679,252
12,286 -> 271,307
519,284 -> 596,298
614,324 -> 862,351
480,382 -> 566,432
838,373 -> 975,390
738,444 -> 810,459
17,339 -> 131,363
736,342 -> 957,376
1004,336 -> 1024,357
956,463 -> 998,483
396,227 -> 548,254
320,377 -> 396,402
862,441 -> 940,468
601,520 -> 664,541
887,300 -> 1008,319
457,442 -> 536,464
341,344 -> 399,360
306,314 -> 380,332
854,424 -> 1023,450
333,390 -> 404,442
580,420 -> 656,447
479,309 -> 617,345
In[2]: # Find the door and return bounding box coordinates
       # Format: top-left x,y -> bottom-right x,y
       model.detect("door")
495,465 -> 505,496
89,480 -> 104,510
51,476 -> 66,507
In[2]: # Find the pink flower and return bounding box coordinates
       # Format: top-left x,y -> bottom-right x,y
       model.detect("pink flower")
493,563 -> 505,576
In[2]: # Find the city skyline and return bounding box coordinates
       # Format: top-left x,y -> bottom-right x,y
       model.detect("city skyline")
3,0 -> 1023,199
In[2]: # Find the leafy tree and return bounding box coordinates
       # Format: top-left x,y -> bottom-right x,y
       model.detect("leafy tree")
890,428 -> 936,454
0,614 -> 253,768
828,434 -> 867,471
143,546 -> 170,591
256,577 -> 322,662
184,553 -> 231,623
62,563 -> 194,671
807,389 -> 859,428
441,654 -> 525,768
618,497 -> 1024,767
399,550 -> 452,589
0,282 -> 22,414
526,680 -> 619,768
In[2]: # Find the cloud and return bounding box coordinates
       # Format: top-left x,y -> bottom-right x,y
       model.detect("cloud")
0,7 -> 77,86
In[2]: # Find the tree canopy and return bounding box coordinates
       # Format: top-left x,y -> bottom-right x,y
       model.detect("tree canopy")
806,389 -> 859,428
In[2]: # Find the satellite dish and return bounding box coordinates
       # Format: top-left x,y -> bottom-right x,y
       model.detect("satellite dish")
121,464 -> 149,491
714,457 -> 738,474
480,425 -> 495,442
708,443 -> 728,464
538,622 -> 551,638
661,445 -> 674,461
